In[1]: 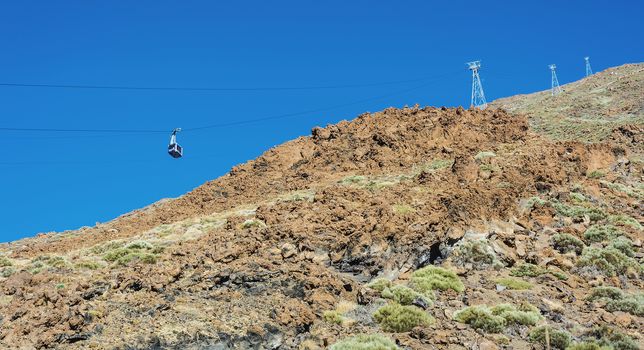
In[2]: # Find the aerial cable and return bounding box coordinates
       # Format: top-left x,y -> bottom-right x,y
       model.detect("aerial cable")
0,69 -> 464,136
0,75 -> 447,92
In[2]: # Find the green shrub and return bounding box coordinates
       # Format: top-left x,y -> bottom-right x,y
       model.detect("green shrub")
550,270 -> 569,280
608,237 -> 635,257
323,310 -> 344,325
490,303 -> 542,326
569,192 -> 587,203
90,241 -> 123,255
367,278 -> 392,292
551,201 -> 606,221
605,297 -> 644,316
454,303 -> 541,333
453,305 -> 506,333
585,325 -> 639,350
566,342 -> 611,350
510,263 -> 546,277
454,240 -> 503,269
55,283 -> 65,289
608,214 -> 642,230
381,285 -> 432,306
410,266 -> 464,293
587,286 -> 624,301
329,334 -> 399,350
587,286 -> 643,316
339,175 -> 366,185
552,233 -> 585,254
475,151 -> 496,160
583,225 -> 621,243
240,219 -> 266,229
529,325 -> 572,349
373,303 -> 433,332
102,240 -> 160,266
0,256 -> 12,267
526,196 -> 547,209
577,247 -> 640,277
75,261 -> 102,270
587,170 -> 605,179
426,159 -> 453,170
125,241 -> 153,250
1,267 -> 15,278
495,277 -> 533,290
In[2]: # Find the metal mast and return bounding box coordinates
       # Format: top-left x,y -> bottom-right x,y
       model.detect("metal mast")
549,64 -> 562,96
467,61 -> 487,109
585,56 -> 593,77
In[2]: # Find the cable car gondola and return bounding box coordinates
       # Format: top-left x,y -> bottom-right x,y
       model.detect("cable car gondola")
168,128 -> 183,158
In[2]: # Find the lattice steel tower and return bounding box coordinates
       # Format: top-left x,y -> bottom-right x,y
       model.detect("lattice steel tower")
549,64 -> 562,96
467,61 -> 487,109
585,57 -> 593,77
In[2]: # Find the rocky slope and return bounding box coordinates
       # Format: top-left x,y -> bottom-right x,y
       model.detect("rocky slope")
0,64 -> 642,350
490,63 -> 644,143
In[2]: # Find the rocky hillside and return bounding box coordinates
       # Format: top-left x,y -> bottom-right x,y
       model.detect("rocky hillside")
490,63 -> 644,143
0,64 -> 642,350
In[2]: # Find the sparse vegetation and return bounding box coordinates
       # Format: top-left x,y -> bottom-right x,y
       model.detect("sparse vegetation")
1,267 -> 14,278
240,219 -> 266,229
569,192 -> 587,203
102,240 -> 160,266
367,278 -> 392,292
425,159 -> 453,170
323,310 -> 344,325
577,247 -> 641,277
601,180 -> 643,199
410,266 -> 464,293
329,334 -> 399,350
495,277 -> 533,290
75,260 -> 102,270
529,325 -> 572,349
526,196 -> 547,209
454,303 -> 541,333
453,240 -> 503,270
608,236 -> 635,257
551,201 -> 606,221
453,305 -> 506,333
586,170 -> 606,179
381,285 -> 432,306
608,214 -> 642,230
373,303 -> 433,332
0,256 -> 12,267
583,225 -> 621,243
510,263 -> 546,277
474,151 -> 496,160
552,233 -> 585,254
392,204 -> 415,215
588,286 -> 643,316
575,326 -> 639,350
339,175 -> 366,185
587,286 -> 624,301
479,164 -> 500,172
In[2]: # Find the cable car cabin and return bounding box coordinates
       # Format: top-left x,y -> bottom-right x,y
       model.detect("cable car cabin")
168,142 -> 183,158
167,128 -> 183,158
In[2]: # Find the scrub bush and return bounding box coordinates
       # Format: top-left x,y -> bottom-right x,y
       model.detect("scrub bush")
410,266 -> 464,293
373,304 -> 433,332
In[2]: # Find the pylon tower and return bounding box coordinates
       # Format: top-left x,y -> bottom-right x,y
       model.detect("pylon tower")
585,57 -> 593,77
467,61 -> 487,109
549,64 -> 562,96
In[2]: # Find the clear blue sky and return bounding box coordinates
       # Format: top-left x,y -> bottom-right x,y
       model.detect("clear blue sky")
0,1 -> 642,242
